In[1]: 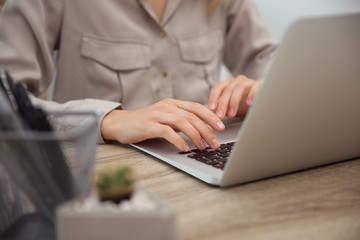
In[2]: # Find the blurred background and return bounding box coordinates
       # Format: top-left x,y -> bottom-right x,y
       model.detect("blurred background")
221,0 -> 360,79
0,0 -> 5,12
254,0 -> 360,41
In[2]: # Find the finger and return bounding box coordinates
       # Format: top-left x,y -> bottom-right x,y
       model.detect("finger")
180,111 -> 221,150
216,84 -> 233,119
228,81 -> 246,118
157,113 -> 206,150
173,100 -> 225,132
158,112 -> 220,150
227,76 -> 254,117
208,81 -> 227,111
246,81 -> 261,106
150,124 -> 190,152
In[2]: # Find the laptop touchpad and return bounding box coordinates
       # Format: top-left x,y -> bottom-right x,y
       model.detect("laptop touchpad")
215,119 -> 242,142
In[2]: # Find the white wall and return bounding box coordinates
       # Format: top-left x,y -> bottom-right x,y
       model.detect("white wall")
220,0 -> 360,80
254,0 -> 360,41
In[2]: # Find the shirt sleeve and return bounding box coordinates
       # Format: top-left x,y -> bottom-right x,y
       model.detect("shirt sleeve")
224,0 -> 277,82
0,0 -> 121,143
29,96 -> 121,143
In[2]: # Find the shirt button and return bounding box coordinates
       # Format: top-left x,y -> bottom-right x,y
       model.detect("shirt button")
159,31 -> 166,38
162,71 -> 168,77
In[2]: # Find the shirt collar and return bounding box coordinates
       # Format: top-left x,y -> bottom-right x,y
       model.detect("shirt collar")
138,0 -> 181,27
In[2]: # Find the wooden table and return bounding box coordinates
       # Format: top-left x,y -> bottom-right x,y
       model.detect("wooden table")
95,143 -> 360,240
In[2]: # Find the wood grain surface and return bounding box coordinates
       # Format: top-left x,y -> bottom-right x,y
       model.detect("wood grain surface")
95,143 -> 360,240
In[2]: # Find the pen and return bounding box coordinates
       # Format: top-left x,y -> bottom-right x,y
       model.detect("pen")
5,71 -> 75,200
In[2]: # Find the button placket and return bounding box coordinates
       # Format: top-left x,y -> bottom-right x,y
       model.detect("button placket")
159,31 -> 166,38
162,71 -> 168,78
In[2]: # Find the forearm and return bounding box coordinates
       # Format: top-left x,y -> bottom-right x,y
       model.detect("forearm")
30,96 -> 121,143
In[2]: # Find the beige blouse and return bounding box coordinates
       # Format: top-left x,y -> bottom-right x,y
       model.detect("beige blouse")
0,0 -> 276,141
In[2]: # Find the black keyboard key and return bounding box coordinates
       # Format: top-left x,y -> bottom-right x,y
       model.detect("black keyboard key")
190,151 -> 217,159
180,142 -> 235,170
219,153 -> 229,158
216,149 -> 228,153
206,160 -> 219,166
217,157 -> 228,163
191,149 -> 205,153
205,155 -> 218,160
220,144 -> 231,149
195,157 -> 210,164
178,151 -> 191,154
214,163 -> 225,169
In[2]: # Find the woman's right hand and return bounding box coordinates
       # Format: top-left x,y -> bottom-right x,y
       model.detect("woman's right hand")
100,98 -> 225,152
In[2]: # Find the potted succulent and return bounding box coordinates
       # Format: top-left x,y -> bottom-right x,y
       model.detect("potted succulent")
56,164 -> 175,240
95,165 -> 135,203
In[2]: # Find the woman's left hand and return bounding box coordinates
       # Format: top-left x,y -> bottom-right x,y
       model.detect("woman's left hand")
208,75 -> 261,119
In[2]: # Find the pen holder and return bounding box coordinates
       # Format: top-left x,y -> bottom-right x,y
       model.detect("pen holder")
0,111 -> 100,239
56,185 -> 176,240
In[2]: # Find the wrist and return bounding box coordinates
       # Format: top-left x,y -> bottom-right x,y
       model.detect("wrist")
100,109 -> 122,141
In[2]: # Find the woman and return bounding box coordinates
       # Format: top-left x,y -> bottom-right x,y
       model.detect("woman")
0,0 -> 276,151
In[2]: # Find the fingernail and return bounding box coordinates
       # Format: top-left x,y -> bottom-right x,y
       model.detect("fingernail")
199,139 -> 206,150
228,108 -> 235,117
216,121 -> 225,130
183,144 -> 190,152
216,109 -> 224,118
209,102 -> 216,110
212,139 -> 220,149
247,98 -> 253,105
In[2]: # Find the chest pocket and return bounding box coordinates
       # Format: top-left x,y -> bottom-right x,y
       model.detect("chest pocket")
80,34 -> 153,108
81,34 -> 151,71
178,28 -> 224,88
178,28 -> 223,64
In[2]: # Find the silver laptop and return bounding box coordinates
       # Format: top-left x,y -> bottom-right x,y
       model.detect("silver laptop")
132,13 -> 360,187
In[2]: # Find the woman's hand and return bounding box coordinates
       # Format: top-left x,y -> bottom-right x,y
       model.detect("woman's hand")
101,98 -> 225,152
208,75 -> 261,119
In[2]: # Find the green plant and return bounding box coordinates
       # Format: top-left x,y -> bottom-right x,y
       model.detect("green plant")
95,165 -> 135,203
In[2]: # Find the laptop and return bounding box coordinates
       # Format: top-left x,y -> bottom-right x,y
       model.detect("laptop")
132,13 -> 360,187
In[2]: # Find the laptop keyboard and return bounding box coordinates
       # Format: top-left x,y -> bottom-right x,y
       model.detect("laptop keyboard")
178,142 -> 235,170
